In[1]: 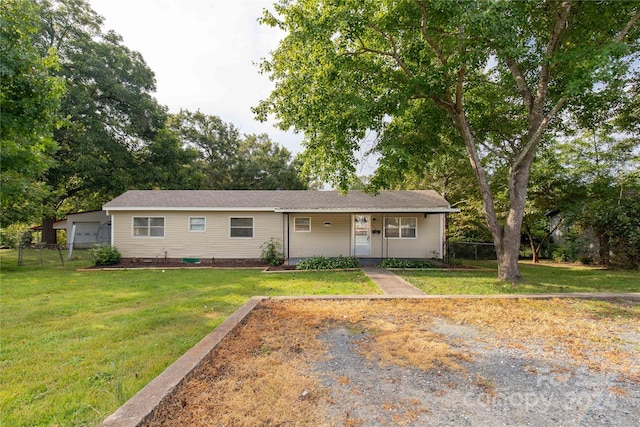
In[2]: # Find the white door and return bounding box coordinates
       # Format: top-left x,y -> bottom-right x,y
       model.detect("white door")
353,215 -> 371,256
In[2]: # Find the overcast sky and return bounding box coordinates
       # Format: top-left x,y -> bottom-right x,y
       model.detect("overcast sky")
89,0 -> 303,155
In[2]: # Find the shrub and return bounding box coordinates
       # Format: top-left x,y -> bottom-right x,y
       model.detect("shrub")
379,258 -> 411,268
89,245 -> 121,266
0,224 -> 31,248
379,258 -> 437,269
296,255 -> 360,270
260,238 -> 284,266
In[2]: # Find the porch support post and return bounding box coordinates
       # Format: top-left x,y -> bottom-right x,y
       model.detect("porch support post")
439,213 -> 444,259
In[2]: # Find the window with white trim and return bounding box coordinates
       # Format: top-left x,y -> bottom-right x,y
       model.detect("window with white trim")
294,217 -> 311,232
384,217 -> 417,239
230,217 -> 253,238
133,217 -> 165,237
189,217 -> 206,232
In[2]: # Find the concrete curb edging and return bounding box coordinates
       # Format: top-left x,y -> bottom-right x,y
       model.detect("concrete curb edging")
100,296 -> 268,427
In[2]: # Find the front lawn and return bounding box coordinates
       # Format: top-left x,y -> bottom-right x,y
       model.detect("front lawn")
0,250 -> 379,427
398,260 -> 640,294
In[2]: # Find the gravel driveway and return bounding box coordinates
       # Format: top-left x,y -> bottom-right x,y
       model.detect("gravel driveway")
316,322 -> 638,426
145,298 -> 640,426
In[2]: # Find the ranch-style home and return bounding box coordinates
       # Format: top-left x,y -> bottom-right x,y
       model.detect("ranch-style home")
103,190 -> 459,263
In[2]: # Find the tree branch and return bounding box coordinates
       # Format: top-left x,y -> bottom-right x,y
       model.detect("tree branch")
616,7 -> 640,43
536,2 -> 572,104
455,66 -> 466,113
413,0 -> 448,66
514,95 -> 568,169
477,138 -> 509,162
506,58 -> 533,111
357,28 -> 415,79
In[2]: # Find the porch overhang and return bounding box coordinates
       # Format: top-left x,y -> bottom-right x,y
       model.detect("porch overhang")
275,208 -> 461,213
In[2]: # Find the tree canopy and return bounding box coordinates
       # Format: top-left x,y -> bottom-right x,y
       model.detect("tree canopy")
169,110 -> 308,190
256,0 -> 640,281
1,0 -> 309,246
0,0 -> 64,226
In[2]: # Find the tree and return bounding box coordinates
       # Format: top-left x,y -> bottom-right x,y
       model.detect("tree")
34,0 -> 166,243
168,110 -> 241,189
523,147 -> 577,263
135,129 -> 204,190
0,0 -> 63,226
232,134 -> 308,190
169,110 -> 308,190
538,129 -> 640,268
369,101 -> 490,242
255,0 -> 639,281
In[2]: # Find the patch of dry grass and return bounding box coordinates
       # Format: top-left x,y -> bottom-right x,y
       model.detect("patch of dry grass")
144,298 -> 639,425
145,304 -> 329,426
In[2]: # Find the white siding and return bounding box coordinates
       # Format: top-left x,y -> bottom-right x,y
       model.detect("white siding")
111,210 -> 284,259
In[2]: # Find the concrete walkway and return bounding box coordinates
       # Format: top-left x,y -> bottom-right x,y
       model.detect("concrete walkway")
361,266 -> 426,296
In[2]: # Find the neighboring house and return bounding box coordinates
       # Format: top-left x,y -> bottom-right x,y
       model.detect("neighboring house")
56,211 -> 112,248
545,209 -> 566,244
103,190 -> 459,263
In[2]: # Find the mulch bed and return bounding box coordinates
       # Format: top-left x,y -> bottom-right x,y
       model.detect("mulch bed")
88,259 -> 471,271
89,258 -> 272,269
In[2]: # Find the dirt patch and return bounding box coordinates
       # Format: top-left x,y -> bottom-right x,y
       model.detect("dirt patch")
143,298 -> 640,426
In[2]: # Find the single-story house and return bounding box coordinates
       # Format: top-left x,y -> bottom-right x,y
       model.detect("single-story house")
54,210 -> 111,248
103,190 -> 459,263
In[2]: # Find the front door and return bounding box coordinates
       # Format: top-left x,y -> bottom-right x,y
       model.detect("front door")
353,215 -> 371,256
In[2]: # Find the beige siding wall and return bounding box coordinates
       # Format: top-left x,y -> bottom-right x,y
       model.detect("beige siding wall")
288,212 -> 443,259
370,213 -> 443,259
111,210 -> 284,259
288,213 -> 351,258
111,210 -> 444,260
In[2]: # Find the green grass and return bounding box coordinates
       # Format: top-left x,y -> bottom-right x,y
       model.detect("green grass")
399,260 -> 640,294
2,250 -> 637,426
0,249 -> 379,427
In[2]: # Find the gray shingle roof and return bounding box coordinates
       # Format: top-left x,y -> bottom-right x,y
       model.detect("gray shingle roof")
103,190 -> 457,213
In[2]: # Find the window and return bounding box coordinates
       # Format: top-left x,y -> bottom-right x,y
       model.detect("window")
133,217 -> 164,237
189,217 -> 206,232
384,217 -> 399,238
384,217 -> 417,239
294,217 -> 311,232
230,217 -> 253,238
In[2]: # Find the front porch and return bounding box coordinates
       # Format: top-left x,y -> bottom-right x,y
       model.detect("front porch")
283,212 -> 445,261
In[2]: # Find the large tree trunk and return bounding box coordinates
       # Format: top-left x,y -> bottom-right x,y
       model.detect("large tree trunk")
495,162 -> 532,281
495,234 -> 522,282
41,216 -> 57,246
450,110 -> 526,282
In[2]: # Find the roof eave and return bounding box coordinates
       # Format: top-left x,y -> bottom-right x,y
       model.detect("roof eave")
103,207 -> 461,214
103,207 -> 277,212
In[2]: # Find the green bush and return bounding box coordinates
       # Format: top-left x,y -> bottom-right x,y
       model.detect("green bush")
379,258 -> 437,269
296,255 -> 360,270
89,245 -> 121,266
379,258 -> 410,268
260,238 -> 284,266
0,224 -> 31,248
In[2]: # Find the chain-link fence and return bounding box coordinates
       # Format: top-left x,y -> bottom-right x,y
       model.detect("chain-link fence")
446,241 -> 497,263
17,244 -> 66,267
